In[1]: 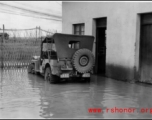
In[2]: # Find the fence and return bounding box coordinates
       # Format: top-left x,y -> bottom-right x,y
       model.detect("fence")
0,24 -> 57,69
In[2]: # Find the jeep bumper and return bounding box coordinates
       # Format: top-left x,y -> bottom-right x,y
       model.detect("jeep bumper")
82,73 -> 90,77
60,73 -> 90,78
60,73 -> 70,78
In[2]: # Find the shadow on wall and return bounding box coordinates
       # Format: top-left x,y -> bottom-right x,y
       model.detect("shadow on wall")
106,64 -> 135,82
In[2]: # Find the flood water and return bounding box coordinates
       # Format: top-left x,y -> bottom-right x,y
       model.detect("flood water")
0,68 -> 152,118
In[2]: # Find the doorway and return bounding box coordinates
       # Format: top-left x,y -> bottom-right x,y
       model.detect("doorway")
95,18 -> 107,75
140,13 -> 152,82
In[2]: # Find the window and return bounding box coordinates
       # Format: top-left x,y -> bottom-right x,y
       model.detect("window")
68,41 -> 80,49
73,23 -> 85,35
48,50 -> 57,59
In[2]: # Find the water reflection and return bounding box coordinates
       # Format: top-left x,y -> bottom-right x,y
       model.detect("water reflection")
1,68 -> 152,118
0,68 -> 41,118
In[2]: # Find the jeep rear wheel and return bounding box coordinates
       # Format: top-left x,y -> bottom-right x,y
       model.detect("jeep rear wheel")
81,78 -> 90,83
72,49 -> 95,73
44,67 -> 58,83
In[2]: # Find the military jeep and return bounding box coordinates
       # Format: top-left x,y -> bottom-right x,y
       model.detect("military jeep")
28,33 -> 95,83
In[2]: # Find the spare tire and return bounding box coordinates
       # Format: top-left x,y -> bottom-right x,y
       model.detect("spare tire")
72,48 -> 95,73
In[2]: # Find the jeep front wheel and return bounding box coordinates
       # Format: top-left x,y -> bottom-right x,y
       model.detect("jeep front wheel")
28,63 -> 35,74
44,67 -> 58,83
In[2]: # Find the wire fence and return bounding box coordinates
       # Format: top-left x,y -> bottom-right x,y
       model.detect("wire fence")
0,25 -> 57,69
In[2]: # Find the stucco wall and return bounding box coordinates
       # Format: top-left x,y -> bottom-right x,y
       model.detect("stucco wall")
62,2 -> 152,81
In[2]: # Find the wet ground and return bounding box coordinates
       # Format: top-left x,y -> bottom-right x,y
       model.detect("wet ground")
0,68 -> 152,118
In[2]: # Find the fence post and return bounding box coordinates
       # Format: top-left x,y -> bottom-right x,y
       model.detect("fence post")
39,26 -> 42,42
36,26 -> 37,44
1,24 -> 4,68
39,26 -> 40,39
39,26 -> 41,54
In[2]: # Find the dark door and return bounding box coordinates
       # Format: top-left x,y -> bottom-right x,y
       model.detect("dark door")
140,13 -> 152,82
96,27 -> 106,75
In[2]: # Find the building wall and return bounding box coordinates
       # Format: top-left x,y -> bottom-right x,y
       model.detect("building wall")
62,2 -> 152,81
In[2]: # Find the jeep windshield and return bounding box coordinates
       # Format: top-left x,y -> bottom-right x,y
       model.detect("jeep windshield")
41,36 -> 57,59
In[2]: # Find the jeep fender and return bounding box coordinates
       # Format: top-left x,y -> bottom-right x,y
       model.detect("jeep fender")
44,60 -> 61,76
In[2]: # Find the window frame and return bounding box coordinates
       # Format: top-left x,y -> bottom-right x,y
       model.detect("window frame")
68,41 -> 80,49
73,23 -> 85,35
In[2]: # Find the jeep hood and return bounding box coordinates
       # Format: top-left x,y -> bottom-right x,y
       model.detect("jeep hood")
53,33 -> 94,60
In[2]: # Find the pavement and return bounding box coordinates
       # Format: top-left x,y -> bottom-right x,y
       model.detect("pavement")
0,68 -> 152,118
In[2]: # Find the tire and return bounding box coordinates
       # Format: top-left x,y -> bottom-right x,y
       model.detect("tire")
28,63 -> 35,74
81,77 -> 90,82
44,67 -> 59,83
35,72 -> 40,75
5,36 -> 9,40
72,49 -> 95,73
86,78 -> 91,82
